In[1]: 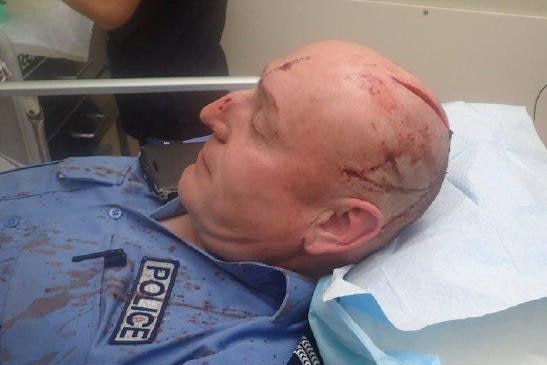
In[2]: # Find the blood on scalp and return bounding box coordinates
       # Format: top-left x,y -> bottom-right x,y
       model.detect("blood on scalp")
390,76 -> 449,129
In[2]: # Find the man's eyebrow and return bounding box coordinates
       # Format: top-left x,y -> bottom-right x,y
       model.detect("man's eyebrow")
260,64 -> 269,78
258,78 -> 278,113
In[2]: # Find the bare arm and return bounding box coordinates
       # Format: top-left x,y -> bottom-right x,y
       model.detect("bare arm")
63,0 -> 142,30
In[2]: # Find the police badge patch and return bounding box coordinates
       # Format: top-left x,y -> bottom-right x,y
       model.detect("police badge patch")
110,257 -> 179,345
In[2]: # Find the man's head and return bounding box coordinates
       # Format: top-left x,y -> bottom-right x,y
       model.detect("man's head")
179,41 -> 451,278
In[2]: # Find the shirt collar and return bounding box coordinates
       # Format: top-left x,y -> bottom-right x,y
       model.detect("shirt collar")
58,156 -> 134,185
148,198 -> 316,323
213,259 -> 315,324
149,197 -> 187,220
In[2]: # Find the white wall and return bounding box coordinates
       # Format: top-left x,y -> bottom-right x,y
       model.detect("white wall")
221,0 -> 547,145
373,0 -> 547,17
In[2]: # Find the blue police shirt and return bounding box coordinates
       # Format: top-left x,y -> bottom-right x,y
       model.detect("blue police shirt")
0,157 -> 315,365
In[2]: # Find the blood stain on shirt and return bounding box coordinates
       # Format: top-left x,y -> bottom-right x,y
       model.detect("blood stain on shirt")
26,351 -> 59,365
0,350 -> 11,362
0,233 -> 12,245
3,290 -> 70,331
66,267 -> 101,289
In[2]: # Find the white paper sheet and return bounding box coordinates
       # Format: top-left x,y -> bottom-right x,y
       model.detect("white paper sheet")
311,103 -> 547,365
324,102 -> 547,331
1,1 -> 93,61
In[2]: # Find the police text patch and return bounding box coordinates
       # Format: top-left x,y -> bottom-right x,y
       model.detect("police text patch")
110,257 -> 179,345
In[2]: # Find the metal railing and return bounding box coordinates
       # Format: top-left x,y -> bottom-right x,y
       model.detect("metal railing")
0,76 -> 259,96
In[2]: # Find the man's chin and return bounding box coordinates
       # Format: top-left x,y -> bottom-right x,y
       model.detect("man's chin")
177,166 -> 195,207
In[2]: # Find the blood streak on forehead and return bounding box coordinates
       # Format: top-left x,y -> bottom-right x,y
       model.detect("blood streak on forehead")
261,56 -> 312,79
278,56 -> 312,71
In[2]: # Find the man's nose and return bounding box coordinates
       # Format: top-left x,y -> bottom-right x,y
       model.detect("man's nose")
200,94 -> 234,143
199,90 -> 252,143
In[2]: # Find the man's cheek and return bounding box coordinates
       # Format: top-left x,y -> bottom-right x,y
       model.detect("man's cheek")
224,163 -> 264,190
179,166 -> 191,188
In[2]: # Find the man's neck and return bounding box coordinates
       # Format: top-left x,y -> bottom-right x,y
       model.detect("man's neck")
160,215 -> 201,247
160,215 -> 319,280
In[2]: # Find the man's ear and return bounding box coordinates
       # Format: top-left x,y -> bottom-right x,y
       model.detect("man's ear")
303,199 -> 384,256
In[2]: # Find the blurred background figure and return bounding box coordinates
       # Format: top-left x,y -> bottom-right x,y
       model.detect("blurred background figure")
64,0 -> 228,144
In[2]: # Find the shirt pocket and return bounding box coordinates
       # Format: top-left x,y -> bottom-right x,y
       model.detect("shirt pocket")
0,231 -> 107,365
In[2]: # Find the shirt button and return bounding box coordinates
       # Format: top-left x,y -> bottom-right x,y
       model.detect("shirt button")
108,207 -> 123,220
4,215 -> 20,228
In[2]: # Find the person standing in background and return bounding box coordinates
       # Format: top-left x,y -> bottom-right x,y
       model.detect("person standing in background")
64,0 -> 228,145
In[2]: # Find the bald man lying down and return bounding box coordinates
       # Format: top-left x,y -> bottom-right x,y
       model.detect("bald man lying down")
0,41 -> 450,365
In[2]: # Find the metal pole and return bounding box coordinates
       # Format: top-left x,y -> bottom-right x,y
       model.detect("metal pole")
0,76 -> 260,97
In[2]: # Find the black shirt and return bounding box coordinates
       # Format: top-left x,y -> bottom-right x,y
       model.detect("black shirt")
107,0 -> 228,143
108,0 -> 228,78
